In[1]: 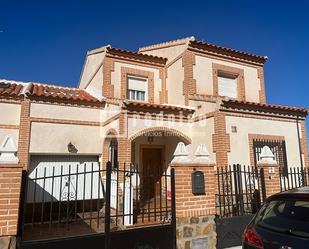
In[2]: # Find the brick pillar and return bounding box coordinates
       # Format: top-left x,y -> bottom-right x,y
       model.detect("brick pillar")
0,164 -> 23,249
118,138 -> 131,168
257,163 -> 280,197
118,112 -> 131,167
17,99 -> 31,170
171,163 -> 217,249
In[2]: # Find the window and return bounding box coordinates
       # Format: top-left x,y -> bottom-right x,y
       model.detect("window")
217,72 -> 238,99
127,76 -> 148,101
252,138 -> 288,174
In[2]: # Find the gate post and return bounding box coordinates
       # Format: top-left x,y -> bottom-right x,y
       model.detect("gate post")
171,163 -> 217,249
257,163 -> 280,197
170,168 -> 177,249
104,162 -> 112,249
0,164 -> 23,249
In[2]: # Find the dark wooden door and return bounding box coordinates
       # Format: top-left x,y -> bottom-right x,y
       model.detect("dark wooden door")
142,148 -> 163,200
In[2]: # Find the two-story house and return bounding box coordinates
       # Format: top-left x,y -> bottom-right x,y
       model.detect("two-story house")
0,37 -> 309,248
0,36 -> 308,196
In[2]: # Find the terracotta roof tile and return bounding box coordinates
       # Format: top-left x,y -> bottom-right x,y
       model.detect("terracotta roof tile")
0,81 -> 24,97
106,47 -> 167,64
189,40 -> 268,64
30,84 -> 100,103
222,99 -> 308,114
124,101 -> 195,112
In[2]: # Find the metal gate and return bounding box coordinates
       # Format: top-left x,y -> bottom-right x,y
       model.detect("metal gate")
280,166 -> 309,191
215,164 -> 266,249
19,162 -> 176,249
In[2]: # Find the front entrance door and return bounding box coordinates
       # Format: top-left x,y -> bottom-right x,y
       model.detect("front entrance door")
141,147 -> 164,200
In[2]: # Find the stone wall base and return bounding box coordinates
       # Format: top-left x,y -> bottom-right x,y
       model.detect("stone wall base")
0,236 -> 16,249
176,215 -> 216,249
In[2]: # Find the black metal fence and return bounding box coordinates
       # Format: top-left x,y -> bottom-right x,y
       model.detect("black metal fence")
21,161 -> 176,245
216,164 -> 266,217
280,166 -> 309,191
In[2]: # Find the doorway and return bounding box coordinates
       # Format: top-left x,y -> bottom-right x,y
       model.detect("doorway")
141,146 -> 164,201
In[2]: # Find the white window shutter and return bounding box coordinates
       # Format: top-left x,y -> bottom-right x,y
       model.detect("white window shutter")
128,77 -> 148,92
218,76 -> 237,98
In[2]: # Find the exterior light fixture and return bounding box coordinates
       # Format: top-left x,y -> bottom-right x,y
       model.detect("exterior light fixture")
147,136 -> 154,144
67,142 -> 78,153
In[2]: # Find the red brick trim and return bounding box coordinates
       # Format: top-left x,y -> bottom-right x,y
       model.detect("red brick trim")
17,99 -> 31,169
0,167 -> 22,236
300,120 -> 309,167
0,124 -> 19,130
30,117 -> 101,127
248,134 -> 285,167
212,112 -> 230,167
212,63 -> 245,101
257,67 -> 266,104
120,67 -> 154,104
101,114 -> 121,127
128,127 -> 192,144
117,112 -> 131,166
159,67 -> 167,104
103,57 -> 115,98
182,51 -> 196,105
0,99 -> 21,104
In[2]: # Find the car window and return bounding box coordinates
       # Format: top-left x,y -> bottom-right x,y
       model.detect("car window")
255,199 -> 309,238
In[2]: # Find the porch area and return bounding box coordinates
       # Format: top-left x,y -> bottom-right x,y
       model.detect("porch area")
21,160 -> 176,243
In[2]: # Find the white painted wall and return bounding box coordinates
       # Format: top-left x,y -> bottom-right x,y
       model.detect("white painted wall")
193,55 -> 261,103
29,122 -> 102,154
226,116 -> 302,166
79,51 -> 104,90
166,58 -> 185,105
0,103 -> 21,125
30,103 -> 102,122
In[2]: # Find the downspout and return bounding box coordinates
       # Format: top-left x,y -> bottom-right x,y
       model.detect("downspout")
296,116 -> 304,169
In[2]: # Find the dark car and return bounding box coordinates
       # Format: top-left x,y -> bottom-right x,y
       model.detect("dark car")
242,186 -> 309,249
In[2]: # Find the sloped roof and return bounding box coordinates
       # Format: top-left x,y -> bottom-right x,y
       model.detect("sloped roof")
138,36 -> 267,64
106,47 -> 167,64
0,79 -> 101,104
0,79 -> 25,97
123,100 -> 195,113
189,39 -> 267,64
30,84 -> 100,103
222,99 -> 308,116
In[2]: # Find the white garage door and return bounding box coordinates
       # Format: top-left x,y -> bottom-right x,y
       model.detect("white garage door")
27,155 -> 103,203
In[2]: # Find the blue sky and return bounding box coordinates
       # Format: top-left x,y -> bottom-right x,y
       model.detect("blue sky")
0,0 -> 308,113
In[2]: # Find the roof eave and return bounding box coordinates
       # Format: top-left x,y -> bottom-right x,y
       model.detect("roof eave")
189,40 -> 268,65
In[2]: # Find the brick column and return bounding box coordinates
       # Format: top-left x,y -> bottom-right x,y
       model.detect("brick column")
257,163 -> 280,197
118,112 -> 131,167
0,164 -> 23,248
17,99 -> 31,170
171,163 -> 217,249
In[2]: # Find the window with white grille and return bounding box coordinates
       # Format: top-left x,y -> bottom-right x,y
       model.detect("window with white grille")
127,76 -> 148,101
218,72 -> 238,99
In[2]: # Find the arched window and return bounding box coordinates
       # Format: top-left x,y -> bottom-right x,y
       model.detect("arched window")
109,139 -> 118,170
